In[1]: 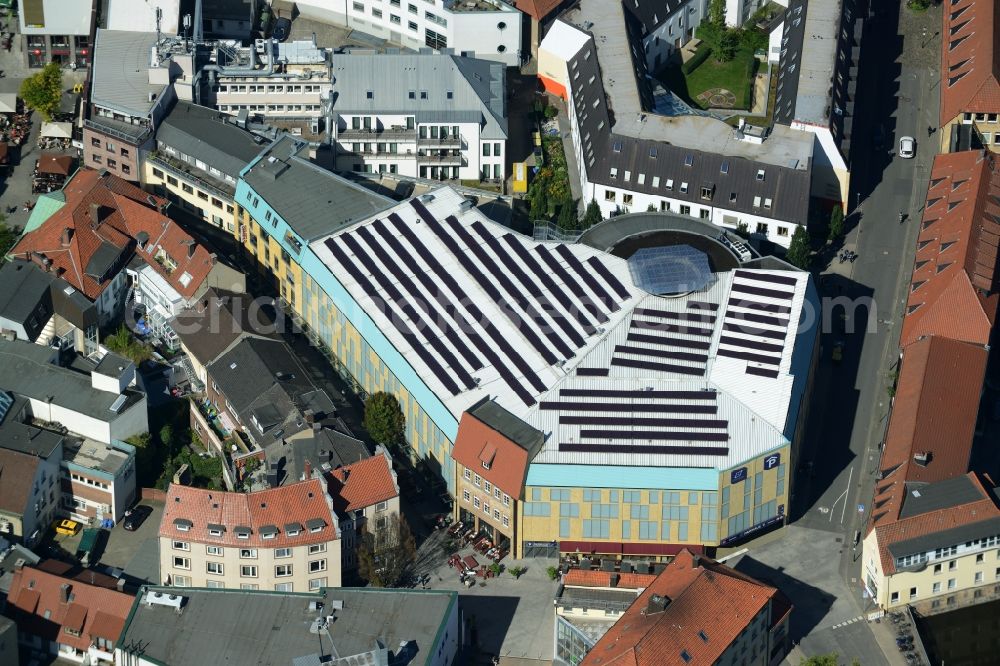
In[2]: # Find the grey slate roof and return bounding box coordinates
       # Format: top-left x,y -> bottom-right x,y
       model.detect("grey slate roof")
93,351 -> 131,378
0,394 -> 64,459
118,586 -> 457,666
623,0 -> 688,35
157,101 -> 268,179
265,426 -> 370,487
467,397 -> 544,459
170,287 -> 279,367
242,135 -> 393,242
209,337 -> 314,418
91,29 -> 167,117
0,260 -> 52,324
0,339 -> 145,422
888,517 -> 1000,562
329,52 -> 508,139
899,475 -> 990,520
558,10 -> 813,225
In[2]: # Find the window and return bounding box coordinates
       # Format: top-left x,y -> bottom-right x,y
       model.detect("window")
309,559 -> 327,573
975,571 -> 984,583
623,194 -> 633,206
485,481 -> 492,493
275,548 -> 292,558
934,563 -> 942,574
353,2 -> 364,11
122,164 -> 131,175
366,90 -> 374,99
494,487 -> 501,500
239,549 -> 257,559
756,169 -> 765,181
932,582 -> 941,593
240,565 -> 258,577
206,562 -> 224,575
309,578 -> 326,591
503,494 -> 510,507
206,545 -> 223,556
182,183 -> 194,194
891,591 -> 899,603
777,226 -> 789,237
426,28 -> 447,50
463,489 -> 471,502
391,14 -> 401,24
309,543 -> 327,554
680,182 -> 688,194
605,190 -> 616,202
949,560 -> 957,571
464,468 -> 472,480
172,541 -> 189,551
173,556 -> 190,569
909,587 -> 918,600
108,159 -> 118,169
375,500 -> 388,512
948,578 -> 957,589
275,564 -> 293,577
409,20 -> 418,30
474,496 -> 481,509
474,474 -> 481,486
373,7 -> 382,17
503,515 -> 510,527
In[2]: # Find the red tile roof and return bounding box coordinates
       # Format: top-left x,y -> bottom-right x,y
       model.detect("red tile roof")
874,473 -> 1000,574
452,411 -> 531,499
159,479 -> 337,548
901,151 -> 1000,348
325,451 -> 399,513
562,569 -> 659,589
869,336 -> 989,530
7,565 -> 133,651
581,550 -> 785,666
514,0 -> 564,21
11,168 -> 217,301
940,0 -> 1000,125
0,448 -> 41,516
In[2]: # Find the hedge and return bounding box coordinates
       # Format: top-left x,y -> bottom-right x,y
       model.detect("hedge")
682,44 -> 713,75
742,57 -> 759,110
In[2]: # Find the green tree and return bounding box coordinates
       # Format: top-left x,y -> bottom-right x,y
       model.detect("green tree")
509,565 -> 527,579
799,655 -> 861,666
708,0 -> 726,26
582,199 -> 602,228
363,392 -> 405,445
827,205 -> 844,241
19,62 -> 63,121
104,325 -> 153,365
546,565 -> 559,580
557,196 -> 578,230
734,222 -> 750,239
0,219 -> 17,265
785,226 -> 812,270
717,29 -> 740,62
529,176 -> 550,221
357,513 -> 416,587
159,424 -> 174,448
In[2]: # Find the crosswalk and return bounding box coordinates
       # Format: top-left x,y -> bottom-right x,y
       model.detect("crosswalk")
831,614 -> 867,629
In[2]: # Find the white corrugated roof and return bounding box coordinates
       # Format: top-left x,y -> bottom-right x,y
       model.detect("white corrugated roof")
310,186 -> 814,470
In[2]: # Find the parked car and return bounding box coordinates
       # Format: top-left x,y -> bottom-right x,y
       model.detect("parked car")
899,136 -> 915,159
122,505 -> 153,531
52,519 -> 80,536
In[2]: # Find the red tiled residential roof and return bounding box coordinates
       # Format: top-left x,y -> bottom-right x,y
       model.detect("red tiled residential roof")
11,168 -> 217,301
562,569 -> 658,589
868,336 -> 988,530
940,0 -> 1000,126
7,566 -> 133,651
901,151 -> 1000,348
452,411 -> 531,499
325,451 -> 399,513
514,0 -> 563,21
874,473 -> 1000,574
581,550 -> 783,666
0,448 -> 40,516
159,479 -> 337,548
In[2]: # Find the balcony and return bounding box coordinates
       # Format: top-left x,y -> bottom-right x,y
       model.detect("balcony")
419,152 -> 467,166
339,148 -> 418,160
148,153 -> 235,202
84,117 -> 151,144
338,127 -> 417,141
418,135 -> 464,149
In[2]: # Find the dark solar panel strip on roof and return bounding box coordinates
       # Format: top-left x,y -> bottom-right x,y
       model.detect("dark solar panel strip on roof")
560,443 -> 729,456
634,307 -> 717,324
687,300 -> 720,311
576,367 -> 610,376
614,345 -> 708,364
746,366 -> 780,379
340,233 -> 477,391
610,357 -> 706,376
554,244 -> 619,312
716,348 -> 782,366
371,217 -> 483,371
324,238 -> 462,396
725,310 -> 789,328
722,322 -> 787,340
471,222 -> 585,350
730,282 -> 793,301
407,200 -> 547,395
534,245 -> 609,325
728,298 -> 792,315
579,429 -> 729,442
631,319 -> 713,337
735,270 -> 800,287
560,415 -> 728,428
627,332 -> 712,350
559,388 -> 715,399
718,335 -> 784,354
394,206 -> 541,403
503,234 -> 598,336
586,256 -> 631,299
540,401 -> 718,414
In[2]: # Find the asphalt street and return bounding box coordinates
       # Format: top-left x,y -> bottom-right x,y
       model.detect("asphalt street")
732,2 -> 942,664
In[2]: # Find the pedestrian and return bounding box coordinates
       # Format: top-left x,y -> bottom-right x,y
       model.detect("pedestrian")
927,125 -> 935,136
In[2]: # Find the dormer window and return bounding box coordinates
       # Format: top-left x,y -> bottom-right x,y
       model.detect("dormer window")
756,169 -> 765,181
482,460 -> 491,470
684,154 -> 694,167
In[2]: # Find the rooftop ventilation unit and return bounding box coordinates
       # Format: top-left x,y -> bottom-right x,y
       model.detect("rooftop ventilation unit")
144,590 -> 184,611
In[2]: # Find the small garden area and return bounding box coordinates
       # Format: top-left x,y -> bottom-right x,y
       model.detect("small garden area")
126,401 -> 226,491
657,0 -> 768,111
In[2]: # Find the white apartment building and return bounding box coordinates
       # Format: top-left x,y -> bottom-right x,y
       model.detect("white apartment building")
159,480 -> 342,591
329,52 -> 508,182
293,0 -> 523,66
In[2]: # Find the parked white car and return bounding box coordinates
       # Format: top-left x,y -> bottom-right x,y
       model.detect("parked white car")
899,136 -> 915,159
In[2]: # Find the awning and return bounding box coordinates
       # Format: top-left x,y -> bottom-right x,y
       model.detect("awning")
0,93 -> 16,114
560,540 -> 623,555
622,543 -> 704,556
40,122 -> 72,139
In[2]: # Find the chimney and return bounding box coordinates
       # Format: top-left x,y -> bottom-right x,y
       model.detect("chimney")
341,467 -> 350,482
61,227 -> 73,247
89,202 -> 102,226
304,459 -> 312,479
116,577 -> 126,592
645,594 -> 669,615
187,241 -> 197,259
59,583 -> 71,604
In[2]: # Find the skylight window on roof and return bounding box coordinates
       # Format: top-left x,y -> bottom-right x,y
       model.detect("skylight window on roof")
680,182 -> 688,194
637,173 -> 645,185
666,179 -> 674,190
720,161 -> 729,174
613,141 -> 623,152
624,170 -> 631,182
756,169 -> 765,181
649,147 -> 657,158
684,154 -> 694,167
652,176 -> 660,188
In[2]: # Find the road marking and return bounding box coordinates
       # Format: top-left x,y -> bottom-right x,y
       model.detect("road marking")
831,615 -> 867,629
830,466 -> 854,523
717,548 -> 748,563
